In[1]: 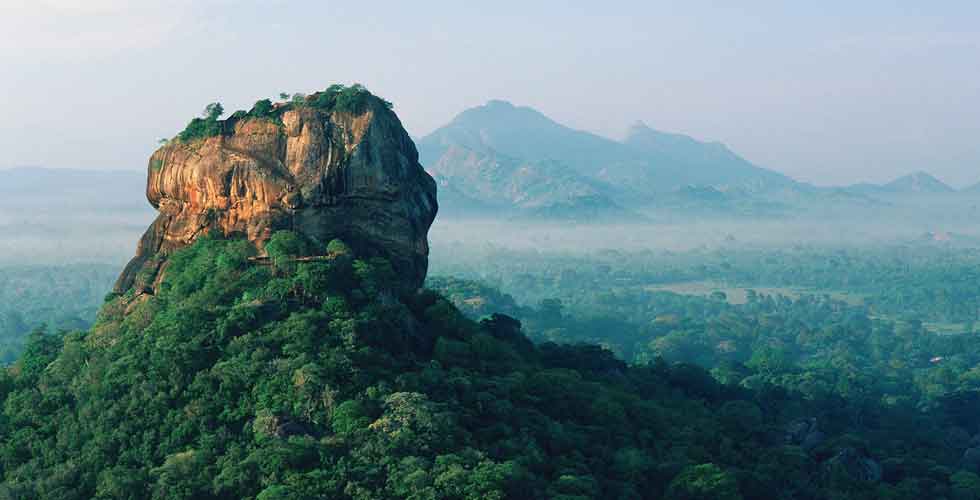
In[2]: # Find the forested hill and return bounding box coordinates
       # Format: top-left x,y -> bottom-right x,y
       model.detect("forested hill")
0,234 -> 935,498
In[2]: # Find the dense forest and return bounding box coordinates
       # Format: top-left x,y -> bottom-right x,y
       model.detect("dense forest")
430,242 -> 980,325
2,234 -> 980,498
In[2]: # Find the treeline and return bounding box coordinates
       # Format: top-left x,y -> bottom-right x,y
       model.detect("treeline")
430,243 -> 980,323
429,274 -> 980,499
177,84 -> 393,142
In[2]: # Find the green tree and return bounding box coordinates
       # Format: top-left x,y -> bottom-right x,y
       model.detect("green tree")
666,463 -> 743,500
952,471 -> 980,500
204,102 -> 224,120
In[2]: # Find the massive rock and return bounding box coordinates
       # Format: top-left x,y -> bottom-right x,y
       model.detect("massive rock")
115,93 -> 438,293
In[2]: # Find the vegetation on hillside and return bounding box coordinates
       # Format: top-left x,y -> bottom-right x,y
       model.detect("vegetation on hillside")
176,85 -> 393,142
430,243 -> 980,325
6,233 -> 980,498
4,235 -> 980,498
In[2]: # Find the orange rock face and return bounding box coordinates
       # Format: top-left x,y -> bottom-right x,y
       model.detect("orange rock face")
115,101 -> 438,293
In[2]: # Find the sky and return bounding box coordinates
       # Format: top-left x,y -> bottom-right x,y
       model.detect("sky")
1,1 -> 978,187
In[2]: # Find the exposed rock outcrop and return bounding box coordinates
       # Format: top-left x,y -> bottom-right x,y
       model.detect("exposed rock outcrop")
115,92 -> 438,293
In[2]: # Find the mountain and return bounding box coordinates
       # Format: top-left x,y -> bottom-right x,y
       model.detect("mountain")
622,121 -> 794,190
418,100 -> 624,176
427,144 -> 630,219
419,100 -> 796,217
961,181 -> 980,194
882,171 -> 954,194
843,172 -> 954,198
419,101 -> 631,218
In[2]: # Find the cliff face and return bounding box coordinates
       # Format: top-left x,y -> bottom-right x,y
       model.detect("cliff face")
116,98 -> 438,293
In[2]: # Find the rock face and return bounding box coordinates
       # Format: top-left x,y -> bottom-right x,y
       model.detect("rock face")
115,96 -> 438,293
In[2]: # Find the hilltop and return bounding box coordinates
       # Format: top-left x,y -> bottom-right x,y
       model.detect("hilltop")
116,85 -> 437,295
884,171 -> 955,194
845,171 -> 955,196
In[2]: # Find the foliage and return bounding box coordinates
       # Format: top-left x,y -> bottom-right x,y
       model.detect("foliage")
174,84 -> 392,144
177,102 -> 225,142
8,235 -> 980,497
249,99 -> 275,119
309,83 -> 393,114
426,244 -> 980,499
666,463 -> 743,500
265,230 -> 315,272
430,243 -> 980,324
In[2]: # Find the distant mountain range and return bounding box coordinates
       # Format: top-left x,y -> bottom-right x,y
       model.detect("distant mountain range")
418,100 -> 977,219
417,100 -> 795,218
844,171 -> 956,196
4,107 -> 976,222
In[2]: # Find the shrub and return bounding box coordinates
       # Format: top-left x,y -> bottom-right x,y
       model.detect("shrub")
178,102 -> 224,142
175,85 -> 393,143
265,231 -> 314,272
249,99 -> 275,118
309,84 -> 392,114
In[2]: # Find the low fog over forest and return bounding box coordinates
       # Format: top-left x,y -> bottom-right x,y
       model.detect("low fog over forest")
3,94 -> 980,499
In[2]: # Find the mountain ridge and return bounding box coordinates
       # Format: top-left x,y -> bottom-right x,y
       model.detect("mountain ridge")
884,171 -> 954,193
845,171 -> 956,196
418,100 -> 798,217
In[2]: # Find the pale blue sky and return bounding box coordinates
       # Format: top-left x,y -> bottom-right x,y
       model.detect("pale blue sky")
1,1 -> 978,186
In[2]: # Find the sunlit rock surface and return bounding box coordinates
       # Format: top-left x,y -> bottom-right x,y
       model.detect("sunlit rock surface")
115,97 -> 437,293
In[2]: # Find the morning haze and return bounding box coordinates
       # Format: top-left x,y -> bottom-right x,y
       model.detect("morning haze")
6,3 -> 980,498
1,1 -> 978,187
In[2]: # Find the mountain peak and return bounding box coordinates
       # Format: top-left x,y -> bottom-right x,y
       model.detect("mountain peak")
884,171 -> 953,193
484,99 -> 517,109
628,120 -> 651,132
454,99 -> 551,125
418,101 -> 796,215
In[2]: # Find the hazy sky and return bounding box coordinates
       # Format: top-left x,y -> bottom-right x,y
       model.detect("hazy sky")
1,1 -> 978,187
